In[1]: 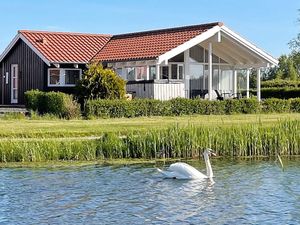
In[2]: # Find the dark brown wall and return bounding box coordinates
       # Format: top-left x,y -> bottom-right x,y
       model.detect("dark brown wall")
0,39 -> 46,105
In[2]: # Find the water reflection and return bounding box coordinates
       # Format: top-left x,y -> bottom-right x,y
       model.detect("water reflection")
0,159 -> 299,224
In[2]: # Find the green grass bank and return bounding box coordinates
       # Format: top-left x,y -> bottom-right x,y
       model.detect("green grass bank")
0,114 -> 299,163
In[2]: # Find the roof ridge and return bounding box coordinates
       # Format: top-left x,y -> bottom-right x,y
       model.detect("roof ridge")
112,22 -> 223,39
18,30 -> 112,37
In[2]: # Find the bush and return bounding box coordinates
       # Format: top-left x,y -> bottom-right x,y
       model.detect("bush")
261,79 -> 300,88
25,90 -> 80,119
24,89 -> 41,111
261,98 -> 290,113
76,62 -> 126,104
290,98 -> 300,112
259,88 -> 300,99
85,98 -> 265,118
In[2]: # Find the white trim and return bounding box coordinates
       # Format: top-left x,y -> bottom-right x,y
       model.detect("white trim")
48,68 -> 82,87
158,26 -> 221,64
157,25 -> 278,67
220,26 -> 278,65
0,34 -> 20,63
0,33 -> 51,66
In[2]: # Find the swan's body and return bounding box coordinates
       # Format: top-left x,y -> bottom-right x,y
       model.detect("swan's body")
157,149 -> 215,179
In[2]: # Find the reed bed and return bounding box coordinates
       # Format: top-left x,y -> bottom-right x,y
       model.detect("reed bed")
0,120 -> 299,163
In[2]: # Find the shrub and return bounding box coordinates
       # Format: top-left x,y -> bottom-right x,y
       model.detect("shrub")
259,88 -> 300,99
76,62 -> 126,104
261,79 -> 300,88
290,98 -> 300,112
261,98 -> 290,113
24,89 -> 42,111
25,90 -> 80,119
85,98 -> 264,118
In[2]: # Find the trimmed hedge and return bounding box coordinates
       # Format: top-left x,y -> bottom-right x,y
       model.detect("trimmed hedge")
260,88 -> 300,99
85,97 -> 300,118
25,90 -> 80,119
261,79 -> 300,88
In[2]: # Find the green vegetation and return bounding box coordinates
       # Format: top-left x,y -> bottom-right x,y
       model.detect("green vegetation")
25,90 -> 80,119
75,62 -> 126,104
0,114 -> 299,163
85,98 -> 300,118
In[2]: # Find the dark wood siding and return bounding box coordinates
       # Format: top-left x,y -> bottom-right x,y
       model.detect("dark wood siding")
0,39 -> 46,105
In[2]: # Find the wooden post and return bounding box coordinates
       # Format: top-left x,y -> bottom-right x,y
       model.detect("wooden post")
246,69 -> 250,98
257,68 -> 261,101
184,49 -> 190,98
156,64 -> 160,80
208,42 -> 213,100
233,69 -> 237,98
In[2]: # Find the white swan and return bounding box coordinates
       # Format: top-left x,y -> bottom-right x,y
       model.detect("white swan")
157,148 -> 216,179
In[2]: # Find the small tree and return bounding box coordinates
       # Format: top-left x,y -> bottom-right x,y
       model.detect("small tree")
76,62 -> 126,103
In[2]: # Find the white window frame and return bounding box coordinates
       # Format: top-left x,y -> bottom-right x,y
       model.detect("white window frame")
48,68 -> 82,87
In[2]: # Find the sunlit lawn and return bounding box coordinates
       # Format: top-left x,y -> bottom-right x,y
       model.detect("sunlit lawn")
0,113 -> 299,139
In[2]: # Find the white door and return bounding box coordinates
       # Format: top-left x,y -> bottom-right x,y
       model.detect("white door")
11,64 -> 18,104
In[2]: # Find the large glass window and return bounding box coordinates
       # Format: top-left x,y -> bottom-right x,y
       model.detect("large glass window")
65,70 -> 80,85
48,69 -> 81,87
149,66 -> 156,80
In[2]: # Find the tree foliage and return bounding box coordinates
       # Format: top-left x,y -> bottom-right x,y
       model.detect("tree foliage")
76,62 -> 126,103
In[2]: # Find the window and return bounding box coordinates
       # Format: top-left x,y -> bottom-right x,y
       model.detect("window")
49,69 -> 60,85
65,70 -> 80,85
149,66 -> 156,80
48,69 -> 81,87
126,67 -> 135,81
136,66 -> 147,80
161,66 -> 169,79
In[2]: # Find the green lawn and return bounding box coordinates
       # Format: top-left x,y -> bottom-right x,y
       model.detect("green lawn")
0,113 -> 299,139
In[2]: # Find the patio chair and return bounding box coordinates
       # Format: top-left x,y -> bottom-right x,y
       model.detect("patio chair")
214,90 -> 224,101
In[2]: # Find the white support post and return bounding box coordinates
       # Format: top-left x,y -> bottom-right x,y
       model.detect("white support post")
208,42 -> 213,100
156,64 -> 160,80
233,69 -> 237,98
257,68 -> 261,101
184,49 -> 190,99
146,65 -> 150,80
246,69 -> 250,98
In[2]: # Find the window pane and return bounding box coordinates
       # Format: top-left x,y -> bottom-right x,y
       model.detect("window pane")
149,66 -> 156,80
171,64 -> 177,79
65,70 -> 80,85
49,70 -> 60,85
126,67 -> 135,81
136,66 -> 147,80
179,66 -> 183,79
190,45 -> 204,63
161,66 -> 169,79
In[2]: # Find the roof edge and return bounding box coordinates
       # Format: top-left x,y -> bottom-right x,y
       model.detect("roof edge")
113,22 -> 223,39
18,30 -> 112,37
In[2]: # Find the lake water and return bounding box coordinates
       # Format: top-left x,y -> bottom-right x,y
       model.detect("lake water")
0,159 -> 300,225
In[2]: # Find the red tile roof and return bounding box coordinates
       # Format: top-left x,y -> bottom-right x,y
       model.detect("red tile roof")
19,30 -> 111,63
94,22 -> 222,62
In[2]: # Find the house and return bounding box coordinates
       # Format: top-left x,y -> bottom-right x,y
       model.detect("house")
0,22 -> 278,105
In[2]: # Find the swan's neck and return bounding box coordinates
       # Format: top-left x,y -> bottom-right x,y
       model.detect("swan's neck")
204,154 -> 213,178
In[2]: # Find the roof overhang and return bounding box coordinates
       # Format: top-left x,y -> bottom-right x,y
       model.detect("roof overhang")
0,33 -> 51,66
158,25 -> 278,68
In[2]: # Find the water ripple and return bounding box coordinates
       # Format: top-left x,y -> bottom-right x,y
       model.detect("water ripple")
0,159 -> 299,224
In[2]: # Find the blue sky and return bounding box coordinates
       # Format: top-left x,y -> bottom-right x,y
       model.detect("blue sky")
0,0 -> 299,58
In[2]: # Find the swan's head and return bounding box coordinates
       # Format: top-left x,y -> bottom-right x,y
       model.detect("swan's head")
204,148 -> 216,157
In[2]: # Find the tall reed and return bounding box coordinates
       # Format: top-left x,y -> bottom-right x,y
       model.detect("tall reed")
0,120 -> 299,163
